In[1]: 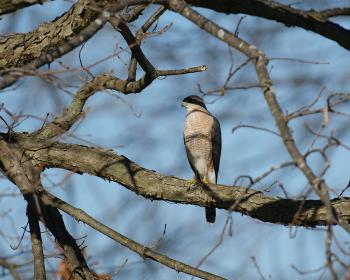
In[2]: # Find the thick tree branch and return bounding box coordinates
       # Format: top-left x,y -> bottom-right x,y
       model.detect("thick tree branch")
186,0 -> 350,51
0,0 -> 95,70
1,133 -> 347,227
0,13 -> 108,90
0,4 -> 147,90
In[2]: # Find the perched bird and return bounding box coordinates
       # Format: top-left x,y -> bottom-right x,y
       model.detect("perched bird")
182,95 -> 222,223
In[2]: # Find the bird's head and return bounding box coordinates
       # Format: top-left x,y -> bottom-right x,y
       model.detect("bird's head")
181,95 -> 207,110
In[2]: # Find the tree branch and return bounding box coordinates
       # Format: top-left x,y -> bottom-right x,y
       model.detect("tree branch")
2,0 -> 349,85
318,7 -> 350,19
38,189 -> 226,280
186,0 -> 350,51
33,64 -> 206,139
0,259 -> 21,280
0,4 -> 147,90
126,5 -> 167,81
2,133 -> 347,227
0,0 -> 50,16
0,137 -> 95,280
115,19 -> 156,74
27,206 -> 46,280
0,0 -> 95,70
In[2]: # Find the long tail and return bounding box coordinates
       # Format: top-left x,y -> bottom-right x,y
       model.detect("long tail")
205,207 -> 216,223
204,170 -> 217,223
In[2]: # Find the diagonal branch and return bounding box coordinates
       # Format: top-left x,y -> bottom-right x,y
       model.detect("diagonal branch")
0,259 -> 21,280
319,8 -> 350,19
38,189 -> 226,280
186,0 -> 350,51
126,5 -> 167,81
33,65 -> 206,139
115,19 -> 156,74
27,206 -> 46,280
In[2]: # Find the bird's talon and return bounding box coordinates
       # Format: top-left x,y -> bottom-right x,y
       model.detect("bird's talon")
202,178 -> 209,185
186,178 -> 199,191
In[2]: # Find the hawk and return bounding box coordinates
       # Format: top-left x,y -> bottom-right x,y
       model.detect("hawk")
182,95 -> 222,223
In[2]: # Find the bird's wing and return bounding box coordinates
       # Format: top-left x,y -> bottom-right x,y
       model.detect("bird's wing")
211,116 -> 222,183
183,127 -> 199,178
184,142 -> 198,177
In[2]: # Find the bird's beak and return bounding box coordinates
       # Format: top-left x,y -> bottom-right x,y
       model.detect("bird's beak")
181,102 -> 186,108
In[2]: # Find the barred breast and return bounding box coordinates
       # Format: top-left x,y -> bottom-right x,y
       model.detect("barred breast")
184,109 -> 216,182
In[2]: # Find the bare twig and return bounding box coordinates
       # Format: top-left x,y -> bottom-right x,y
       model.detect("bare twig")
232,124 -> 281,137
339,181 -> 350,197
319,8 -> 350,18
195,217 -> 231,271
0,258 -> 21,280
251,256 -> 267,280
325,224 -> 337,279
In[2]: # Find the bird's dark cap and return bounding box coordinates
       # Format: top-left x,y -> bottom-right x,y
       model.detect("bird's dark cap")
182,95 -> 207,109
